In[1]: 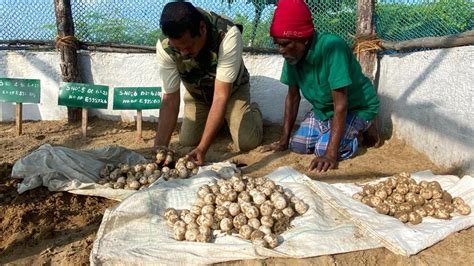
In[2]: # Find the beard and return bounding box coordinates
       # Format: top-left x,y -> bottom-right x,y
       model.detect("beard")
285,57 -> 299,65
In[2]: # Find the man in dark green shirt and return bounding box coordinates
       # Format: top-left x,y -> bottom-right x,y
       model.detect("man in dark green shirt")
264,0 -> 380,172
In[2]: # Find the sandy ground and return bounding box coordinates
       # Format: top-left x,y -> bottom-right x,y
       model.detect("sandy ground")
0,118 -> 472,265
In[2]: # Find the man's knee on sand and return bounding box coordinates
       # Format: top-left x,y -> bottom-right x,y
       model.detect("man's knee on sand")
179,130 -> 201,147
179,125 -> 262,151
236,131 -> 263,151
289,138 -> 360,160
288,140 -> 314,154
179,101 -> 263,151
233,103 -> 263,151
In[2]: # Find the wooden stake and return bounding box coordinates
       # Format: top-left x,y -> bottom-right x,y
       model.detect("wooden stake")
136,109 -> 143,141
16,102 -> 22,136
356,0 -> 380,147
356,0 -> 376,82
54,0 -> 82,123
82,108 -> 88,138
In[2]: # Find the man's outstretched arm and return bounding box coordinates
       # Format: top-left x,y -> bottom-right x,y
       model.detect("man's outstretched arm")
309,87 -> 347,172
154,90 -> 181,150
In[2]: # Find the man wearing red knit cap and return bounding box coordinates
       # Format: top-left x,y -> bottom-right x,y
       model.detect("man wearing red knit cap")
262,0 -> 380,173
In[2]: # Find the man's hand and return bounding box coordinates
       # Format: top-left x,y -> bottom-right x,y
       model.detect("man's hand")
258,141 -> 288,153
309,155 -> 338,172
187,147 -> 206,166
308,87 -> 346,173
153,91 -> 180,153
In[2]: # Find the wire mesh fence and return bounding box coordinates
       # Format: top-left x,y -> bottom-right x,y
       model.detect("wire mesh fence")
0,0 -> 56,41
0,0 -> 472,49
376,0 -> 473,42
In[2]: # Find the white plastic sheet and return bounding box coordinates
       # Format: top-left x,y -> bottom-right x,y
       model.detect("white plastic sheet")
12,144 -> 148,201
11,146 -> 474,262
90,167 -> 381,265
11,145 -> 242,201
91,167 -> 474,264
317,170 -> 474,256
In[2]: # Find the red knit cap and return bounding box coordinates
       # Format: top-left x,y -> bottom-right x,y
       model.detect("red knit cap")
270,0 -> 314,39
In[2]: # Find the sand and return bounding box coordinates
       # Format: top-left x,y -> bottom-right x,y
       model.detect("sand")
0,118 -> 472,265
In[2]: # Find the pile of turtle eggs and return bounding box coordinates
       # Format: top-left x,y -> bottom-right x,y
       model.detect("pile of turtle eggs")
164,174 -> 309,248
352,172 -> 471,224
98,149 -> 199,190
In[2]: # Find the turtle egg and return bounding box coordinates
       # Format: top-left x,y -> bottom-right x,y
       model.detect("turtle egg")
233,213 -> 248,229
220,217 -> 233,232
155,150 -> 167,163
258,225 -> 272,235
186,161 -> 197,170
201,204 -> 215,215
263,233 -> 278,248
174,228 -> 186,241
408,212 -> 422,225
190,205 -> 202,215
204,193 -> 216,205
250,230 -> 265,241
239,225 -> 253,240
273,196 -> 288,210
233,180 -> 246,192
260,215 -> 274,227
294,201 -> 308,215
245,206 -> 260,219
228,202 -> 241,216
252,192 -> 266,205
185,228 -> 199,241
455,203 -> 471,215
164,208 -> 178,219
248,218 -> 261,229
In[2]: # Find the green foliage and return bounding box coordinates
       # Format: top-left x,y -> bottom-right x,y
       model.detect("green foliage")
233,0 -> 357,47
40,0 -> 472,48
223,0 -> 277,7
74,11 -> 161,46
309,0 -> 357,44
41,23 -> 56,36
376,0 -> 473,41
223,0 -> 277,47
233,13 -> 273,48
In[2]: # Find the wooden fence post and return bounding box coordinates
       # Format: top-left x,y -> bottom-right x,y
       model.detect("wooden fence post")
356,0 -> 380,147
356,0 -> 376,81
54,0 -> 82,123
16,103 -> 22,136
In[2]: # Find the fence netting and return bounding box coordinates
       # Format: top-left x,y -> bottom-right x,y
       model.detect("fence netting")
0,0 -> 472,48
376,0 -> 473,42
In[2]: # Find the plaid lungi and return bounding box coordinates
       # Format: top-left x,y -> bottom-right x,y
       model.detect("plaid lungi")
289,111 -> 371,160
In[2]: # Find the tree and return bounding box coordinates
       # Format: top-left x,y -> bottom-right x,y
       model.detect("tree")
233,13 -> 273,48
224,0 -> 277,47
44,11 -> 161,46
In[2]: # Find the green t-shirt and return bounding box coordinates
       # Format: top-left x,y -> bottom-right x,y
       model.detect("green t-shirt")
280,33 -> 379,121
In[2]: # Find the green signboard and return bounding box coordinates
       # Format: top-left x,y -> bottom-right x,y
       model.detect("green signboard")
0,78 -> 41,103
58,82 -> 109,109
113,87 -> 162,110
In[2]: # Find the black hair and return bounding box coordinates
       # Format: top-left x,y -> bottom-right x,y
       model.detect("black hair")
160,1 -> 205,39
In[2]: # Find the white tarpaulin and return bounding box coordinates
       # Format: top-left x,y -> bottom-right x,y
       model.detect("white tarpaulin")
12,144 -> 148,201
317,170 -> 474,256
90,167 -> 381,265
91,167 -> 474,264
11,145 -> 243,201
